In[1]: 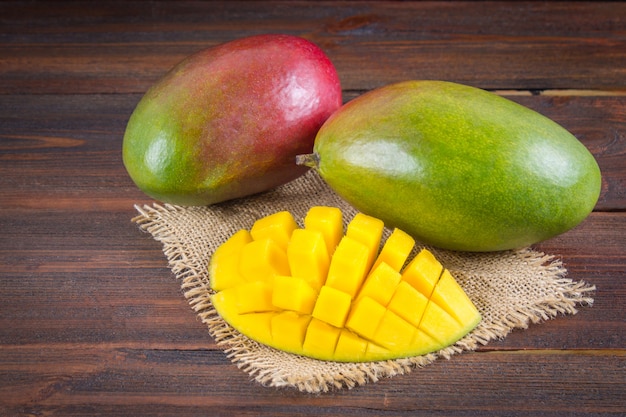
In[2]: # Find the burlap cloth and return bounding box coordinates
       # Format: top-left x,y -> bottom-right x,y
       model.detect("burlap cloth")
132,170 -> 595,393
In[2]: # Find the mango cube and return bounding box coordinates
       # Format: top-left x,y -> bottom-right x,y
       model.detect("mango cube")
234,312 -> 275,347
410,329 -> 443,356
387,281 -> 429,328
271,311 -> 311,353
312,285 -> 352,328
357,261 -> 402,306
209,229 -> 252,291
239,238 -> 290,282
325,236 -> 369,298
371,228 -> 415,272
334,330 -> 368,362
303,318 -> 341,359
420,301 -> 466,345
272,275 -> 317,314
232,280 -> 278,314
209,250 -> 246,292
430,269 -> 481,325
346,212 -> 384,271
365,342 -> 391,361
401,248 -> 443,297
210,207 -> 481,363
303,206 -> 343,255
213,229 -> 253,259
287,228 -> 330,289
211,289 -> 274,347
345,296 -> 386,341
250,210 -> 298,252
373,310 -> 416,350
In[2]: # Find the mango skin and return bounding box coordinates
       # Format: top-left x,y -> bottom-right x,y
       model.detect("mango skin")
310,81 -> 602,252
123,34 -> 342,206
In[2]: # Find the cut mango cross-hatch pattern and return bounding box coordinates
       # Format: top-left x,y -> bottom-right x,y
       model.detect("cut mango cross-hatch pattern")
209,207 -> 481,362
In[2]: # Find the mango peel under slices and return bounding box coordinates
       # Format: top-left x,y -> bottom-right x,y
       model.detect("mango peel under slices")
209,207 -> 481,362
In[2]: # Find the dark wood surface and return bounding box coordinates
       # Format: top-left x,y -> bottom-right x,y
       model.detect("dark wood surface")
1,2 -> 624,416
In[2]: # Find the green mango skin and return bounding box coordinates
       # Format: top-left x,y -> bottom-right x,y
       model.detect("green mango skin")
309,81 -> 602,252
123,34 -> 342,206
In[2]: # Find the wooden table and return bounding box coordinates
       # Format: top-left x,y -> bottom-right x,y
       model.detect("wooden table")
1,2 -> 624,415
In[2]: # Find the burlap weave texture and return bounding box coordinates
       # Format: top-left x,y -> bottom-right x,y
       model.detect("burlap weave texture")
132,170 -> 595,393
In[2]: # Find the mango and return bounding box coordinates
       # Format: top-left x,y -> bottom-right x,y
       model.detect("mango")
298,80 -> 602,251
123,34 -> 342,206
209,207 -> 481,362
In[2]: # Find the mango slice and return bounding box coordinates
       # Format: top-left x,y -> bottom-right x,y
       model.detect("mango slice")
209,207 -> 481,362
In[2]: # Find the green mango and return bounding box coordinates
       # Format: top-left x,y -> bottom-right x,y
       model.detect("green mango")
298,81 -> 602,252
123,34 -> 342,206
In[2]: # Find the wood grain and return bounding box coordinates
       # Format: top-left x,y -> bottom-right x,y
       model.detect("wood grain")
1,2 -> 625,93
2,347 -> 624,416
0,1 -> 624,416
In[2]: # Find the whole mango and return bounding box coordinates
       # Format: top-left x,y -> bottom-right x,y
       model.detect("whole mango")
123,34 -> 342,206
299,80 -> 602,252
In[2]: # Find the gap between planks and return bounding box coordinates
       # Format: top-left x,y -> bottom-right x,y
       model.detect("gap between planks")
494,89 -> 626,96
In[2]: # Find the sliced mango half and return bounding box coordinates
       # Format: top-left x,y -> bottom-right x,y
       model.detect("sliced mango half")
209,207 -> 481,362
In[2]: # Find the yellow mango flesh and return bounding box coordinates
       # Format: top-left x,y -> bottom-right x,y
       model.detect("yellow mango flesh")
239,238 -> 290,282
249,210 -> 298,252
209,229 -> 253,291
346,212 -> 385,271
358,262 -> 402,306
372,228 -> 415,272
325,236 -> 370,298
312,285 -> 352,328
272,275 -> 317,314
287,228 -> 329,289
303,206 -> 343,255
210,207 -> 481,362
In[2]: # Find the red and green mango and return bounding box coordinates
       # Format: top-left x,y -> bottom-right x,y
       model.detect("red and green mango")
123,34 -> 342,205
300,81 -> 602,252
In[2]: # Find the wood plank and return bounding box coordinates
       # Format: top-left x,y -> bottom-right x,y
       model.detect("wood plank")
1,346 -> 623,416
1,1 -> 625,93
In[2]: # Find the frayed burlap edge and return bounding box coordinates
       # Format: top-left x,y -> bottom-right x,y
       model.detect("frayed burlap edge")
131,170 -> 595,394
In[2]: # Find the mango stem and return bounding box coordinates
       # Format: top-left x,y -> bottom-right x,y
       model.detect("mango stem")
295,153 -> 320,169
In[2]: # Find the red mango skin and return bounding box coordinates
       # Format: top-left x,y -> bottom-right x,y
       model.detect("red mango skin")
122,34 -> 342,206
